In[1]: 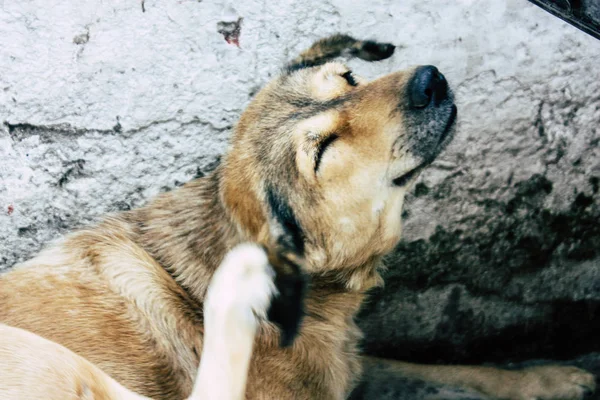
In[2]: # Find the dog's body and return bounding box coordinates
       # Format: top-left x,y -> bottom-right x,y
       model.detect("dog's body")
0,35 -> 596,400
0,243 -> 300,400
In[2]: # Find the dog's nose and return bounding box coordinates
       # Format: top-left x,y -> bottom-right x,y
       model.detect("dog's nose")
409,66 -> 448,108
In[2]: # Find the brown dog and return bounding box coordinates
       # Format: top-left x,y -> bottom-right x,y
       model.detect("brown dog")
0,34 -> 596,399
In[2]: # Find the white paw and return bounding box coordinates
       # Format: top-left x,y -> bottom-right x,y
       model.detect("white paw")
204,243 -> 276,328
515,365 -> 596,400
197,244 -> 276,400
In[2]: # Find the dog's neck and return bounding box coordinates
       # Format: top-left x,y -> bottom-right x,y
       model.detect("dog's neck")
133,170 -> 243,303
133,170 -> 377,313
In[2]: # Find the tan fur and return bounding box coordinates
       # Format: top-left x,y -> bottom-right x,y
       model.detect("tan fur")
0,243 -> 280,400
0,323 -> 151,400
0,34 -> 595,400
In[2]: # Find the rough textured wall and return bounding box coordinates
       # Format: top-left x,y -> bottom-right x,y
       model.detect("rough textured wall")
1,0 -> 600,398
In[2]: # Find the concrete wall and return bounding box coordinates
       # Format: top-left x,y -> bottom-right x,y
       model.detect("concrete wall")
2,0 -> 598,270
1,0 -> 600,396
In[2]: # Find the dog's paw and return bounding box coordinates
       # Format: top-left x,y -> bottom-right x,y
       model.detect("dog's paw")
204,243 -> 307,348
265,247 -> 308,347
205,243 -> 276,330
513,365 -> 596,400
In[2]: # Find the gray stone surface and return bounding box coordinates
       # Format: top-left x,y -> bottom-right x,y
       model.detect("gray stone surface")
1,0 -> 600,398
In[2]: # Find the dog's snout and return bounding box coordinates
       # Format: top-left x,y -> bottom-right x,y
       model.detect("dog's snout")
408,65 -> 448,108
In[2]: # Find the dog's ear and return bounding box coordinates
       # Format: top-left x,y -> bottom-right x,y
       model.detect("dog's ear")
287,33 -> 396,72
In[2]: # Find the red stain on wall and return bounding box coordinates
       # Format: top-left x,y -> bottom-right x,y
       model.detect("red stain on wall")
7,204 -> 14,216
217,17 -> 243,47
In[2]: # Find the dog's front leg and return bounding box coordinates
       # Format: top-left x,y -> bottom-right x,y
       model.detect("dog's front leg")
358,356 -> 596,400
189,243 -> 306,400
190,244 -> 277,400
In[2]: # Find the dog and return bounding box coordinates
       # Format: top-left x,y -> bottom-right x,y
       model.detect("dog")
0,34 -> 596,399
0,243 -> 306,399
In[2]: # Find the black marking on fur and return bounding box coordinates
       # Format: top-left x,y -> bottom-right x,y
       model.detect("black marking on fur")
286,92 -> 350,111
314,134 -> 339,173
286,34 -> 358,72
392,165 -> 423,187
286,61 -> 310,73
266,252 -> 308,347
341,70 -> 358,86
354,40 -> 396,61
266,187 -> 305,255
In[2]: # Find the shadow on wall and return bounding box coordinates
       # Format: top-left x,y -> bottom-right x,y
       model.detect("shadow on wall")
358,173 -> 600,364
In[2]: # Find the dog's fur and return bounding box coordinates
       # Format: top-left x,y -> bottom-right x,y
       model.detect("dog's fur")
0,243 -> 301,400
0,34 -> 596,399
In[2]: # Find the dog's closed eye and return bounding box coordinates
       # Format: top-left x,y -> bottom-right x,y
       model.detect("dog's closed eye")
314,134 -> 339,173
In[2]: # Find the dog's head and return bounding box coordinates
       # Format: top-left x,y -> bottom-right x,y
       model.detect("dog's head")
222,34 -> 456,289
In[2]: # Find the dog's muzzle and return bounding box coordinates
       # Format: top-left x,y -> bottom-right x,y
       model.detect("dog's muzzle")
404,66 -> 457,162
392,66 -> 457,187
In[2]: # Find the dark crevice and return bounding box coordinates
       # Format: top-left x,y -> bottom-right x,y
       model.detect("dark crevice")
360,298 -> 600,365
4,121 -> 119,143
